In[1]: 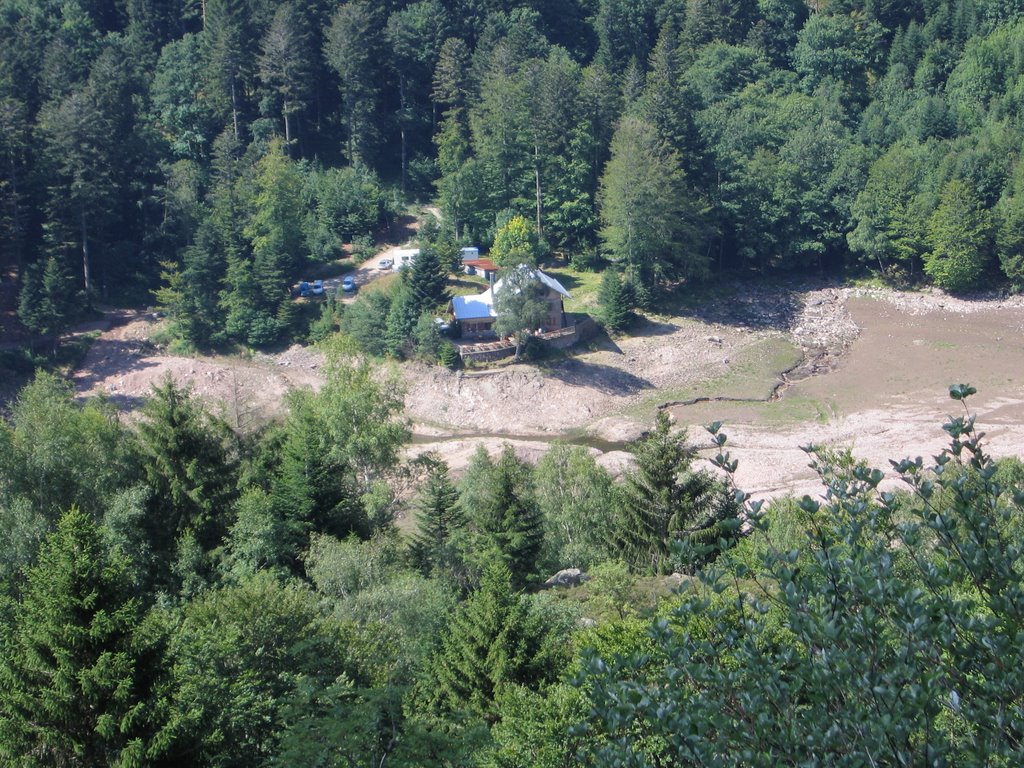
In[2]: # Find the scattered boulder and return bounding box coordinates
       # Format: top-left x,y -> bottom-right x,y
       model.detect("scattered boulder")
543,568 -> 586,588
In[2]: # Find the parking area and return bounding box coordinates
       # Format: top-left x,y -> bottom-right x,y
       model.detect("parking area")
294,255 -> 395,304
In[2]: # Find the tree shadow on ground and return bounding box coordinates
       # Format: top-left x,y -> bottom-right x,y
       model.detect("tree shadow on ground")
548,357 -> 654,396
666,279 -> 810,332
382,213 -> 418,246
629,316 -> 680,337
71,338 -> 161,393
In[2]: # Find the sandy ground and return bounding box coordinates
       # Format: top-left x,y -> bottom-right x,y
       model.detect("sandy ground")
703,290 -> 1024,499
72,315 -> 324,429
71,282 -> 1024,501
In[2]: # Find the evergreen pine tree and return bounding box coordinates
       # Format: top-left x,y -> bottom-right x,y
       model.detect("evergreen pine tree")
203,0 -> 255,140
597,268 -> 631,332
384,279 -> 418,358
410,459 -> 463,575
429,560 -> 549,721
639,17 -> 698,160
925,178 -> 992,292
0,508 -> 149,766
615,410 -> 708,574
407,245 -> 449,316
466,446 -> 544,588
324,1 -> 382,167
997,165 -> 1024,287
18,256 -> 77,351
134,376 -> 238,585
257,3 -> 314,148
598,116 -> 709,296
271,392 -> 367,564
459,445 -> 496,520
243,138 -> 304,328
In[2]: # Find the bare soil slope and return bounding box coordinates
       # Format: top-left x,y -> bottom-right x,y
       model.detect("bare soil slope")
71,283 -> 1024,499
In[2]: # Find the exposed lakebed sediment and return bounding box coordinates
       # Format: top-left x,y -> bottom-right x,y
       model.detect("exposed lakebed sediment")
73,283 -> 1024,500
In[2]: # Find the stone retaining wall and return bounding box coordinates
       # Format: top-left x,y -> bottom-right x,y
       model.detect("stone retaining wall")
459,343 -> 516,363
457,316 -> 600,363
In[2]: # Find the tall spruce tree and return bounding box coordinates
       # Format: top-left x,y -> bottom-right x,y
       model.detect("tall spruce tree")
134,376 -> 238,585
324,1 -> 381,167
17,256 -> 77,350
384,278 -> 418,358
924,177 -> 992,291
203,0 -> 255,140
37,84 -> 116,308
271,389 -> 368,563
614,410 -> 739,574
598,115 -> 708,298
428,560 -> 552,721
410,458 -> 463,576
465,446 -> 544,588
407,245 -> 450,317
257,3 -> 313,148
0,508 -> 149,766
239,137 -> 304,341
596,267 -> 631,332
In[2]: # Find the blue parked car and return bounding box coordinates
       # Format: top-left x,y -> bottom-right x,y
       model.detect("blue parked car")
342,276 -> 356,293
298,281 -> 311,297
312,279 -> 324,295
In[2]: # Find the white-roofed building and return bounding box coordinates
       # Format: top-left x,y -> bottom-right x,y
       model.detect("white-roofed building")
450,288 -> 495,336
449,266 -> 571,339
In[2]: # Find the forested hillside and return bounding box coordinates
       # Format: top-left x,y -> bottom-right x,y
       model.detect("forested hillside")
6,2 -> 1024,765
5,0 -> 1024,347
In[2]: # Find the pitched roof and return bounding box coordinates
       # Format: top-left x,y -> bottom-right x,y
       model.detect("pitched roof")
462,258 -> 499,271
451,288 -> 496,321
493,265 -> 572,299
449,268 -> 570,322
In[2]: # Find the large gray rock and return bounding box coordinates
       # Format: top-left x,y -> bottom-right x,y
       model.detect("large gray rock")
543,568 -> 585,588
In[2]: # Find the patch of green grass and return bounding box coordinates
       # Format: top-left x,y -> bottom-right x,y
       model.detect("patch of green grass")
644,335 -> 802,409
361,272 -> 400,295
447,274 -> 490,296
613,335 -> 808,430
746,395 -> 835,425
540,264 -> 603,311
723,336 -> 803,396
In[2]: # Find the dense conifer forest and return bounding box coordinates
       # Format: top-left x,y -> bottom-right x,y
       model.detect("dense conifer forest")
5,0 -> 1024,345
4,1 -> 1024,765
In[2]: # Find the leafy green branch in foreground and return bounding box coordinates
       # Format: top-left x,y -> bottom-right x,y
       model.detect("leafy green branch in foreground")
578,385 -> 1024,767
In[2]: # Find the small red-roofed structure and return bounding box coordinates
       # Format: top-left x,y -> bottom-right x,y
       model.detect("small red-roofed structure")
462,258 -> 500,282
